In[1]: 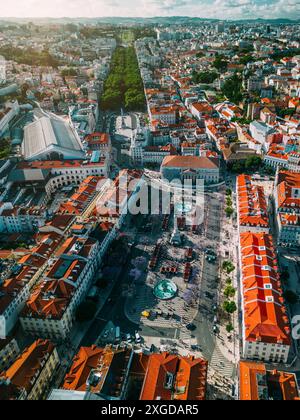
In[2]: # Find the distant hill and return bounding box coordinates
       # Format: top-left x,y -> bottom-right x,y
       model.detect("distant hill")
0,16 -> 220,25
0,16 -> 299,26
235,18 -> 300,24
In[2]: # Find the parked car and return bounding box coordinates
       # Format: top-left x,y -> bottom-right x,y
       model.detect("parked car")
135,332 -> 142,343
186,323 -> 197,332
191,345 -> 202,352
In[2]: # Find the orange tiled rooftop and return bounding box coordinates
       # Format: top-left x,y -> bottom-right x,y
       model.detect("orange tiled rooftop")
240,232 -> 291,346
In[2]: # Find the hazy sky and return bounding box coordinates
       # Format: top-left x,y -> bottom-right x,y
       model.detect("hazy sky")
1,0 -> 300,19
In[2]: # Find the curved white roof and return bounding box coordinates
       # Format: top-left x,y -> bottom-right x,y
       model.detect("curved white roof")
23,113 -> 84,161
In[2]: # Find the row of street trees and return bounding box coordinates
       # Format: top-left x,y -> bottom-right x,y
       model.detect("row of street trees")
101,47 -> 146,112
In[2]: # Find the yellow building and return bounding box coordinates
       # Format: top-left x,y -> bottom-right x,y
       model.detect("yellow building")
0,339 -> 60,400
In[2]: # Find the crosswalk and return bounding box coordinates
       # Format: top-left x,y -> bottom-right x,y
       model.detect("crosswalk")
210,346 -> 235,379
179,330 -> 194,342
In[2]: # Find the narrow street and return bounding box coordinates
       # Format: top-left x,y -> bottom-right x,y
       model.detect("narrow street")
195,191 -> 237,380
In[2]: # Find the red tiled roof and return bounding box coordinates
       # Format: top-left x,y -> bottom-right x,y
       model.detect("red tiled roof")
58,176 -> 104,215
1,339 -> 55,393
43,215 -> 75,232
240,361 -> 300,400
140,352 -> 208,401
240,361 -> 266,400
63,346 -> 133,397
240,232 -> 291,346
162,155 -> 219,170
266,145 -> 288,161
85,132 -> 110,145
191,102 -> 213,114
16,160 -> 105,170
63,346 -> 105,392
277,171 -> 300,210
237,175 -> 269,229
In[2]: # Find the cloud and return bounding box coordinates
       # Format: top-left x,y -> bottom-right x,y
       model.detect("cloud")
0,0 -> 299,19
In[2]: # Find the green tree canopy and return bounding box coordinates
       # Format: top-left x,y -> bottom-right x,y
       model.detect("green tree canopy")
224,285 -> 236,299
223,261 -> 235,274
101,47 -> 145,112
226,207 -> 234,218
213,55 -> 228,71
0,138 -> 11,159
239,55 -> 254,65
223,301 -> 237,314
61,68 -> 78,77
192,71 -> 218,85
0,46 -> 60,67
230,155 -> 262,174
226,323 -> 234,333
245,155 -> 263,170
222,74 -> 243,104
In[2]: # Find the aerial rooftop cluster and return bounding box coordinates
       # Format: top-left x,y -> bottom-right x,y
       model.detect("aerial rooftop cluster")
0,17 -> 299,402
